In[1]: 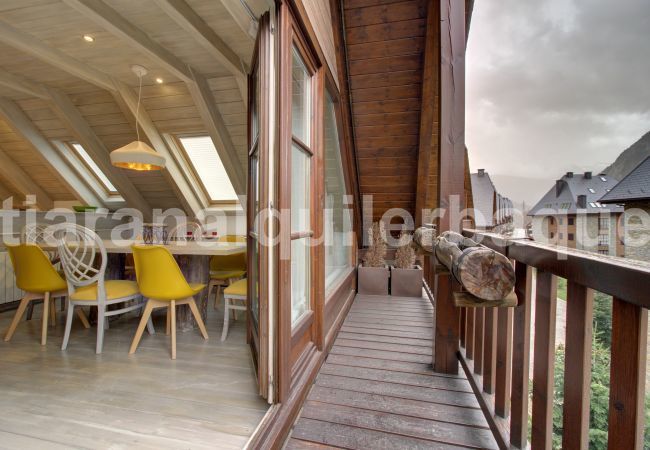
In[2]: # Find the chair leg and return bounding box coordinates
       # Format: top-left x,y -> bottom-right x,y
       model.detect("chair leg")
146,314 -> 155,336
49,297 -> 56,327
25,302 -> 34,321
41,292 -> 50,346
170,300 -> 176,360
166,305 -> 171,335
129,300 -> 155,354
187,298 -> 208,340
221,297 -> 230,342
62,304 -> 75,350
60,297 -> 65,312
76,308 -> 91,328
96,308 -> 106,354
4,295 -> 32,341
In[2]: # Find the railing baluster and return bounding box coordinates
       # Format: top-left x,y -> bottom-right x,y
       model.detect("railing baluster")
531,270 -> 557,450
460,307 -> 466,348
494,306 -> 513,417
510,262 -> 532,449
473,308 -> 484,374
607,297 -> 648,450
562,282 -> 593,450
466,308 -> 475,359
482,307 -> 497,394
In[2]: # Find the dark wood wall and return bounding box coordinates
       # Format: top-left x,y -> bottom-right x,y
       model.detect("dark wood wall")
343,0 -> 429,223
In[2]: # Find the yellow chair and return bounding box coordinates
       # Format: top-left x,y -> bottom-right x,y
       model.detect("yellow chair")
208,235 -> 246,310
221,278 -> 247,341
130,245 -> 208,359
3,243 -> 89,345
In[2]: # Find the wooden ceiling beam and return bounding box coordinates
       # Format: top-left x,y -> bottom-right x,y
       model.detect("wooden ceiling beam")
112,80 -> 203,216
62,0 -> 193,84
0,97 -> 105,208
0,178 -> 17,205
0,20 -> 115,92
0,69 -> 50,100
154,0 -> 248,102
218,0 -> 259,41
0,146 -> 53,210
46,87 -> 154,220
187,69 -> 246,197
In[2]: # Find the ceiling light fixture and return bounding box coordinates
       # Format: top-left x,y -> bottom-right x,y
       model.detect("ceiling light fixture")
155,77 -> 164,84
82,34 -> 95,42
110,65 -> 165,171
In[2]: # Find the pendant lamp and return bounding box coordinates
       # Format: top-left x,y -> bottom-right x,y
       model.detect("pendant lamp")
110,65 -> 165,171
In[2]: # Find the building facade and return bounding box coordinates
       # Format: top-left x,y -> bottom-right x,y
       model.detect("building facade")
470,169 -> 513,230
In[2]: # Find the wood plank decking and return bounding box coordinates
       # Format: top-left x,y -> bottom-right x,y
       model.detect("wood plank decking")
287,294 -> 498,449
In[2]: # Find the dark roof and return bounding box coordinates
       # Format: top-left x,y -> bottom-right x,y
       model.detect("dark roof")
528,172 -> 623,216
600,156 -> 650,203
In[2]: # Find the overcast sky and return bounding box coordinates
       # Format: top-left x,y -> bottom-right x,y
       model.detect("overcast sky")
466,0 -> 650,187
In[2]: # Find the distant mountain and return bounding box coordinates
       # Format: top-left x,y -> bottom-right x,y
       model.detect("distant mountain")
602,130 -> 650,180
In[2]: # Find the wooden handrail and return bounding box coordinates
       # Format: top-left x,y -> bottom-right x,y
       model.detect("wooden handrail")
426,230 -> 650,449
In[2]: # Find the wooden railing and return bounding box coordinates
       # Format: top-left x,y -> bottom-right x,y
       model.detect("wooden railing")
429,230 -> 648,450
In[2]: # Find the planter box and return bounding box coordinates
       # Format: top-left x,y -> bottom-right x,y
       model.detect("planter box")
390,265 -> 423,297
357,264 -> 389,295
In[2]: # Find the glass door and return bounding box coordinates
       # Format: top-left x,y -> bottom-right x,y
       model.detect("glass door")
247,13 -> 271,400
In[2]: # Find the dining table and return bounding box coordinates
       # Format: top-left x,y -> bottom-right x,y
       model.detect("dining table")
42,240 -> 246,331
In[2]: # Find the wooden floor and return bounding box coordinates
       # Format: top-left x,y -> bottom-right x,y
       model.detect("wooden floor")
286,294 -> 498,449
0,299 -> 268,449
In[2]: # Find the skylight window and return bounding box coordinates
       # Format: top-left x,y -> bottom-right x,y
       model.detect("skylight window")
588,188 -> 596,194
589,202 -> 597,208
178,136 -> 237,203
600,176 -> 607,182
71,142 -> 117,193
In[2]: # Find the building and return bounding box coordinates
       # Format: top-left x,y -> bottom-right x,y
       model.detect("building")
0,1 -> 646,449
600,156 -> 650,261
528,171 -> 624,255
470,169 -> 513,230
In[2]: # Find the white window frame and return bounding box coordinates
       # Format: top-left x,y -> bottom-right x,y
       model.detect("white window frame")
68,142 -> 119,196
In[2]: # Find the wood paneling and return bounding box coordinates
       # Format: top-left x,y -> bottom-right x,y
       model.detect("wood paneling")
344,0 -> 428,221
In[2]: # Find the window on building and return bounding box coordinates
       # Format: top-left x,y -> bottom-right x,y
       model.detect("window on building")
559,217 -> 563,225
550,232 -> 555,239
324,91 -> 353,291
568,217 -> 575,226
568,233 -> 574,241
599,217 -> 609,230
598,249 -> 609,255
550,217 -> 555,225
588,188 -> 596,194
177,135 -> 237,203
70,142 -> 118,194
598,234 -> 610,246
559,232 -> 564,240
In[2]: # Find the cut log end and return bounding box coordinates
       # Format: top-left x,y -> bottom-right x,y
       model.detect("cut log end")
455,248 -> 515,301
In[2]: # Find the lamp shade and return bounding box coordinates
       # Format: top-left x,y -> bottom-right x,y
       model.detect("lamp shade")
110,140 -> 165,171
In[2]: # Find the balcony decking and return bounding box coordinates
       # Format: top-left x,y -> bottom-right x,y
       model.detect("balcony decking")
287,294 -> 498,449
0,303 -> 268,449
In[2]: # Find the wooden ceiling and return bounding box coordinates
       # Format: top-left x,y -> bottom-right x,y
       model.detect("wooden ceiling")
0,0 -> 268,214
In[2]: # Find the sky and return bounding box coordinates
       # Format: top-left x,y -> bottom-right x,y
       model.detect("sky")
466,0 -> 650,204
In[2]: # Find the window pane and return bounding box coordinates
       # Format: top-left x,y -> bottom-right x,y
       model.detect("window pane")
291,144 -> 310,232
291,237 -> 310,324
250,238 -> 259,325
252,64 -> 260,141
71,143 -> 117,193
324,94 -> 353,289
251,149 -> 260,234
179,136 -> 237,202
291,47 -> 311,144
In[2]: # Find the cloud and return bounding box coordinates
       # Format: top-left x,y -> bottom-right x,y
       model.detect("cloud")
466,0 -> 650,182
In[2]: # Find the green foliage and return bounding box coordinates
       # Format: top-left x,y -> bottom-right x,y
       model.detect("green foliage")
592,291 -> 612,348
557,277 -> 567,301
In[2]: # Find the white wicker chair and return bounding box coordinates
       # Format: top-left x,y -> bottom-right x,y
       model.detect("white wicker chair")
54,223 -> 153,353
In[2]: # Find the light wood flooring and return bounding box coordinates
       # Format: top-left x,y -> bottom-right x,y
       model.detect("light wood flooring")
286,294 -> 498,449
0,298 -> 268,449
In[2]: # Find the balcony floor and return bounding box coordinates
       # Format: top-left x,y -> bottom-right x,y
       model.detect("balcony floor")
287,294 -> 498,449
0,300 -> 268,449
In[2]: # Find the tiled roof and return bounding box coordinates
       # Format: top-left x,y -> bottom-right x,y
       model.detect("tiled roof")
528,172 -> 623,216
600,156 -> 650,203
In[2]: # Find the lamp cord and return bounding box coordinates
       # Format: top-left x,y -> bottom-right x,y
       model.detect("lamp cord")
135,74 -> 142,142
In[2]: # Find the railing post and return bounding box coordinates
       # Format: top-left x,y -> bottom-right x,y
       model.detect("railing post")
510,262 -> 532,448
494,306 -> 513,417
531,270 -> 558,450
473,308 -> 484,375
460,307 -> 466,348
482,307 -> 497,394
433,272 -> 460,374
607,298 -> 648,450
466,307 -> 475,359
562,282 -> 593,450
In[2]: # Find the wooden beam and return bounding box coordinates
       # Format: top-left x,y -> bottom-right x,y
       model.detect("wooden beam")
415,0 -> 439,226
46,87 -> 153,220
0,147 -> 53,210
0,69 -> 50,100
0,98 -> 105,208
0,20 -> 114,92
154,0 -> 248,102
63,0 -> 193,84
0,179 -> 15,204
218,0 -> 258,41
112,80 -> 204,215
187,69 -> 247,197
